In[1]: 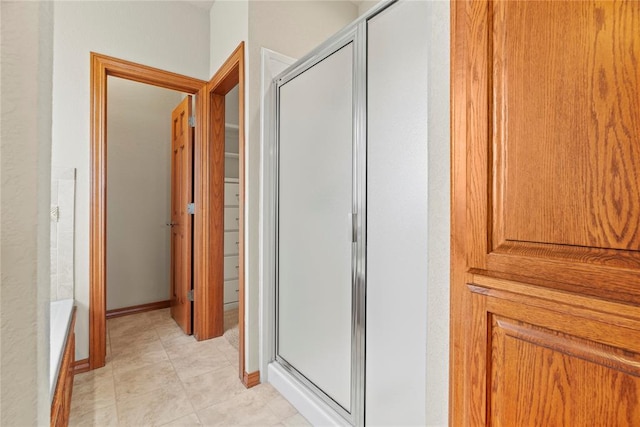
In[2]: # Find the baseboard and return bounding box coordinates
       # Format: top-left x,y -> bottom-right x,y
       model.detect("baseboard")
268,362 -> 349,426
243,370 -> 260,388
106,300 -> 170,319
73,358 -> 90,374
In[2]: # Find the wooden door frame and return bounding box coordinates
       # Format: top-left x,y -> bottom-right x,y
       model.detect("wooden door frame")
201,43 -> 252,385
88,52 -> 204,370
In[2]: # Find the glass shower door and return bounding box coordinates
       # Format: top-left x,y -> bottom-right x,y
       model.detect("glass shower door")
276,42 -> 355,416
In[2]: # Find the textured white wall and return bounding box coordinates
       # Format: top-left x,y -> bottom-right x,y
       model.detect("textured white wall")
52,1 -> 210,360
424,2 -> 450,425
106,78 -> 182,311
357,0 -> 379,16
209,0 -> 248,76
0,1 -> 54,424
246,0 -> 358,373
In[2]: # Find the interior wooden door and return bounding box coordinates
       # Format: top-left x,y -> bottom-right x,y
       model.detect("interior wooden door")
451,1 -> 640,425
170,96 -> 193,334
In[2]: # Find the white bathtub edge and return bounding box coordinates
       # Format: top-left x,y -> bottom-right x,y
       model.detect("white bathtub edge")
49,299 -> 74,401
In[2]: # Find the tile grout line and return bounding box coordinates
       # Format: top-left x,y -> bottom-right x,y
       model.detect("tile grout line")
107,317 -> 123,426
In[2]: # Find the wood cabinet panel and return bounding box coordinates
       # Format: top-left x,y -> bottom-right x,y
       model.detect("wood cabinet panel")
451,0 -> 640,425
486,0 -> 640,289
493,1 -> 640,251
490,315 -> 640,426
464,275 -> 640,427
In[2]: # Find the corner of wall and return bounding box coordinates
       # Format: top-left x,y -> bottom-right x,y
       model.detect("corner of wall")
1,1 -> 54,424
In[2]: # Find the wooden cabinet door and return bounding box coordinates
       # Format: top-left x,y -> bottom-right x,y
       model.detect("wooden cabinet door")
451,1 -> 640,425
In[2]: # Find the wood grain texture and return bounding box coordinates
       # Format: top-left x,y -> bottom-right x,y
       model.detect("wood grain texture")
105,300 -> 170,320
495,1 -> 640,251
51,308 -> 76,427
490,316 -> 640,427
170,96 -> 193,335
73,358 -> 90,375
451,1 -> 640,425
193,42 -> 247,384
243,370 -> 260,388
449,1 -> 468,425
89,52 -> 205,370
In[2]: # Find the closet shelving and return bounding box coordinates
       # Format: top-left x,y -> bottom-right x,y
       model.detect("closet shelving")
223,122 -> 239,310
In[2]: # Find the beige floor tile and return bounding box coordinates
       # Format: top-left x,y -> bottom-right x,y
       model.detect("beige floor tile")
163,337 -> 219,360
108,313 -> 151,337
70,366 -> 116,415
246,384 -> 298,422
71,308 -> 304,427
73,363 -> 113,385
251,383 -> 282,402
160,412 -> 202,426
161,331 -> 198,349
151,315 -> 181,330
170,346 -> 231,381
69,403 -> 119,427
143,307 -> 171,322
197,391 -> 281,426
114,359 -> 182,399
111,340 -> 169,374
116,385 -> 194,427
155,323 -> 190,343
181,364 -> 247,410
110,328 -> 160,355
281,413 -> 312,426
210,337 -> 239,365
266,395 -> 299,420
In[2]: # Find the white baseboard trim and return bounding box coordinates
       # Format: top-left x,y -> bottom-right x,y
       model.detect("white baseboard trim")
267,362 -> 350,427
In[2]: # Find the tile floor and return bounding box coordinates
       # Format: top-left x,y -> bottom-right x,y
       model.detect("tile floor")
69,308 -> 310,426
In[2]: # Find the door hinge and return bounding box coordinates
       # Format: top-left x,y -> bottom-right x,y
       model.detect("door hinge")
188,116 -> 196,127
187,203 -> 195,214
187,289 -> 194,302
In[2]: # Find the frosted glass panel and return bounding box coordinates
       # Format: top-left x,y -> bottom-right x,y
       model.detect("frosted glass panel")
277,43 -> 353,411
366,1 -> 430,424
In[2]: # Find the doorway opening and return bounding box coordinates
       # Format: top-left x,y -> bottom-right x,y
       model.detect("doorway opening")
103,78 -> 189,323
89,44 -> 250,385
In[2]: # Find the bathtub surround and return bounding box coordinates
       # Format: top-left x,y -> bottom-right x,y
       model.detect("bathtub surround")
50,167 -> 76,301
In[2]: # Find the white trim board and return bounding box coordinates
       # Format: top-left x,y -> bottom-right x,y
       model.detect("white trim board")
258,48 -> 296,381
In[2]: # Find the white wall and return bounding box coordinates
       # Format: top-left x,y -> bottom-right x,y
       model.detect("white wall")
106,78 -> 182,311
0,1 -> 54,424
246,0 -> 359,373
357,0 -> 380,16
425,2 -> 450,425
209,0 -> 248,76
52,1 -> 210,360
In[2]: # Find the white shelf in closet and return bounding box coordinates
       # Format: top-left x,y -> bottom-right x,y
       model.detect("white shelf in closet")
223,125 -> 240,308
